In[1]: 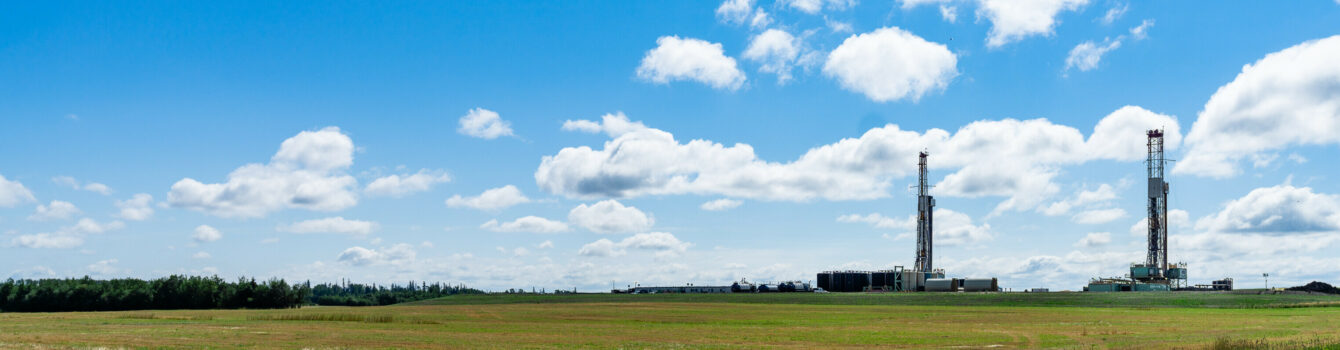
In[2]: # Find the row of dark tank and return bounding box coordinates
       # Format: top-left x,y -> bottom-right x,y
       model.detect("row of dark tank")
818,270 -> 999,292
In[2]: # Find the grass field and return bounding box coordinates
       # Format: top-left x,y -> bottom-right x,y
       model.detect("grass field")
3,292 -> 1340,349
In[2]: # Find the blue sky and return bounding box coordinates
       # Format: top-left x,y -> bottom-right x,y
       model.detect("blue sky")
3,0 -> 1340,291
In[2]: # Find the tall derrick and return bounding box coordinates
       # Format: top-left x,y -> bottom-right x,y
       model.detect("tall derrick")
915,152 -> 934,273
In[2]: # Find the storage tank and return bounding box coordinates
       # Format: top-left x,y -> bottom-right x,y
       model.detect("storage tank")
961,278 -> 998,292
925,278 -> 959,292
757,284 -> 778,292
816,272 -> 832,291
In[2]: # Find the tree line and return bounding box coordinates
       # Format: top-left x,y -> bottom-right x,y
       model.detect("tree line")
0,275 -> 483,312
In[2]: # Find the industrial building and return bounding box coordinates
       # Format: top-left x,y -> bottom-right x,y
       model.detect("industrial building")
817,152 -> 999,292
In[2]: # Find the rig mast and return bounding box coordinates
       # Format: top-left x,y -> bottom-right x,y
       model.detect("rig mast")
915,152 -> 934,273
1145,129 -> 1169,278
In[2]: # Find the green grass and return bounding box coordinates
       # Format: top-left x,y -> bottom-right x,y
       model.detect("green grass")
410,290 -> 1340,309
2,292 -> 1339,349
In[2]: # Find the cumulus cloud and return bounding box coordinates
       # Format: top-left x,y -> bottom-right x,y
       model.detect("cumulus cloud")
114,193 -> 154,221
837,212 -> 915,230
365,169 -> 450,197
568,200 -> 654,234
715,0 -> 753,24
86,259 -> 122,275
1075,232 -> 1111,247
579,232 -> 691,257
1128,19 -> 1154,40
538,107 -> 1172,213
51,176 -> 113,195
193,225 -> 222,243
1065,38 -> 1121,72
940,5 -> 958,22
1098,3 -> 1127,25
1083,106 -> 1181,161
28,200 -> 81,221
457,108 -> 515,140
977,0 -> 1089,48
10,234 -> 84,249
279,217 -> 379,236
1175,35 -> 1340,178
11,218 -> 125,249
338,244 -> 417,266
1194,185 -> 1340,234
0,174 -> 36,207
823,27 -> 958,102
168,127 -> 358,218
1039,183 -> 1117,216
445,185 -> 531,211
743,29 -> 803,84
700,198 -> 743,211
636,36 -> 746,91
480,216 -> 570,233
783,0 -> 856,14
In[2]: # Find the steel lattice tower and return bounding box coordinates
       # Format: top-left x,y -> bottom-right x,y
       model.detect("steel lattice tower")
1145,130 -> 1169,276
915,152 -> 934,273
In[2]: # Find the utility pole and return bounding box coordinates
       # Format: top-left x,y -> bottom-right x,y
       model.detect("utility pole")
1263,273 -> 1269,290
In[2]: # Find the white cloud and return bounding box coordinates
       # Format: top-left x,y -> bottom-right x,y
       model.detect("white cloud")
1098,3 -> 1127,25
899,0 -> 952,9
977,0 -> 1089,48
1083,106 -> 1181,161
750,9 -> 773,29
538,240 -> 554,249
1175,35 -> 1340,178
1072,208 -> 1126,224
1075,232 -> 1111,247
560,112 -> 649,137
11,233 -> 84,249
83,183 -> 112,195
480,216 -> 570,233
715,0 -> 753,24
457,108 -> 515,140
28,200 -> 81,221
783,0 -> 856,14
700,198 -> 743,211
86,259 -> 122,275
445,185 -> 531,211
568,200 -> 654,234
636,36 -> 746,91
823,27 -> 958,102
365,169 -> 450,197
539,107 -> 1171,213
837,212 -> 915,230
940,5 -> 958,22
1194,185 -> 1340,234
1040,183 -> 1117,216
168,127 -> 358,218
193,251 -> 211,259
193,225 -> 222,243
1128,19 -> 1154,40
338,244 -> 417,266
579,232 -> 691,257
114,193 -> 154,221
72,218 -> 125,234
50,176 -> 113,195
743,29 -> 802,84
279,217 -> 379,236
1064,38 -> 1121,72
0,174 -> 36,207
825,18 -> 854,33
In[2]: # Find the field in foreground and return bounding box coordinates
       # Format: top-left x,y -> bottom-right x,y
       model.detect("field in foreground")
3,292 -> 1340,349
